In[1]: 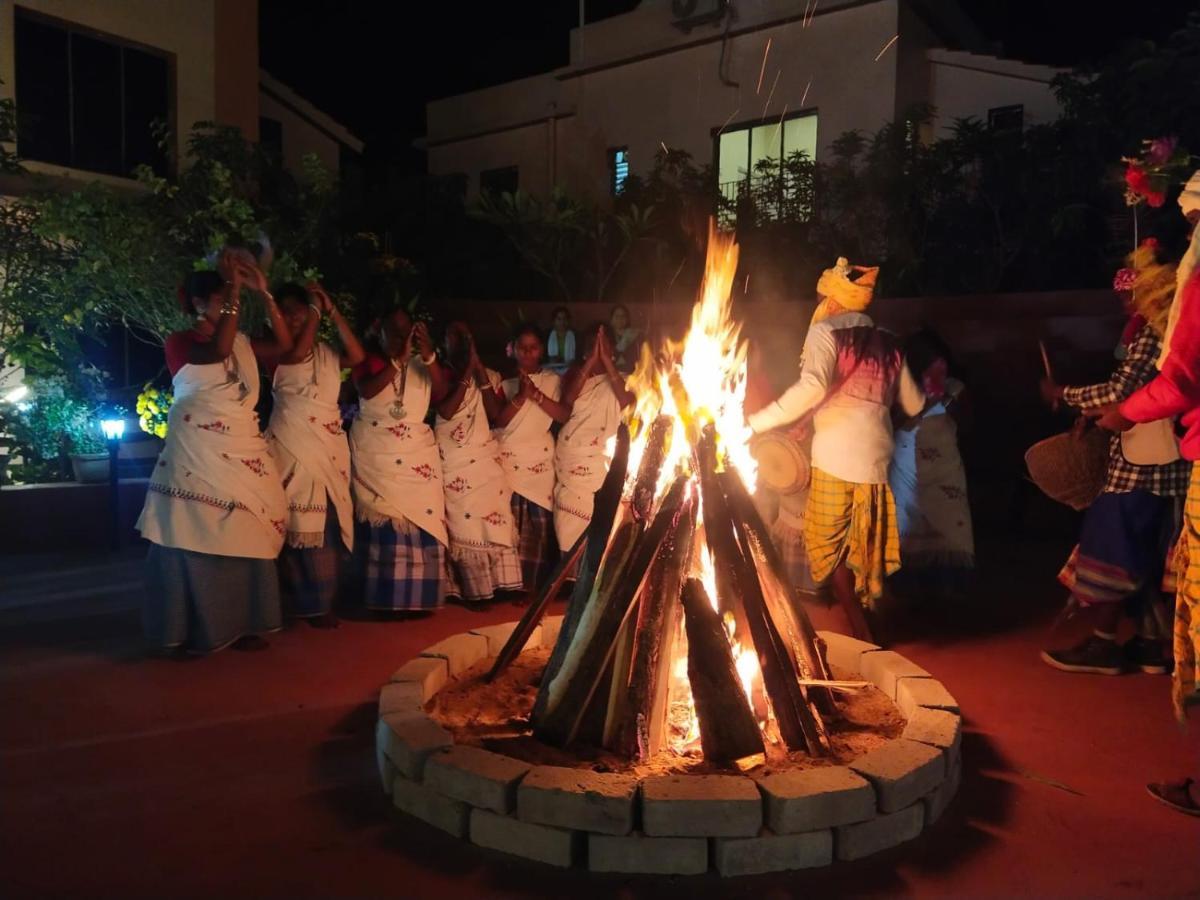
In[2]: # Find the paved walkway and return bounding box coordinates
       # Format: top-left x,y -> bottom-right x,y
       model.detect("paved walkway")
1,524 -> 1198,898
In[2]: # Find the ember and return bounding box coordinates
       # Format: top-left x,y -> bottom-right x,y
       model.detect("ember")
491,224 -> 844,767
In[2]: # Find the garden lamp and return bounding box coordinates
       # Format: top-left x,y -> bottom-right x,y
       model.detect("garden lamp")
99,413 -> 126,549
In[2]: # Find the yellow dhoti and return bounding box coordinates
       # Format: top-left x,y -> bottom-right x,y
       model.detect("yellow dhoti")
804,467 -> 900,608
1171,462 -> 1200,724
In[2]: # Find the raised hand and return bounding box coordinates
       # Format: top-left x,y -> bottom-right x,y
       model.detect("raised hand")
307,283 -> 333,313
412,321 -> 435,360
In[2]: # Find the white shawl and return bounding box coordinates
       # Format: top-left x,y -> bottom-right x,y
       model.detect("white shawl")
137,333 -> 287,560
552,373 -> 623,549
349,358 -> 448,546
435,369 -> 516,550
497,370 -> 560,511
267,343 -> 353,550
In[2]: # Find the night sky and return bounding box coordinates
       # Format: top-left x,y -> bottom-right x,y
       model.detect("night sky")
259,0 -> 1197,174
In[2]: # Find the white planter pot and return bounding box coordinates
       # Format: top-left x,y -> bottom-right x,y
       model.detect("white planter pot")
70,452 -> 110,484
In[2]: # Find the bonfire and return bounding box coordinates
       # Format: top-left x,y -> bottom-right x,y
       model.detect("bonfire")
489,224 -> 838,767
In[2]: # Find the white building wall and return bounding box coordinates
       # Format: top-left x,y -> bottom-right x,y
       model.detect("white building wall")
928,51 -> 1063,136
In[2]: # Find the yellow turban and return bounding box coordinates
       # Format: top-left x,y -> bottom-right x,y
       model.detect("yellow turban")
1126,242 -> 1176,336
815,257 -> 880,317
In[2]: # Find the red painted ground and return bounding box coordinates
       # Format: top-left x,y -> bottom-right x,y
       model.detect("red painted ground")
2,529 -> 1199,898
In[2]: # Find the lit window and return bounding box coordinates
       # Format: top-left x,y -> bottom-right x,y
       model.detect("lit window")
610,147 -> 629,195
716,112 -> 817,224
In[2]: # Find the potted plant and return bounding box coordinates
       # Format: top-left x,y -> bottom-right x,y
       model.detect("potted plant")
66,413 -> 110,484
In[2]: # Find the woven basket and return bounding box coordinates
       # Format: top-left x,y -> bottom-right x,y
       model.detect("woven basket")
1025,425 -> 1110,511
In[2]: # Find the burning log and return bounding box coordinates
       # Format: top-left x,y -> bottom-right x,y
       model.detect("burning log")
631,415 -> 672,523
696,425 -> 827,757
681,578 -> 765,763
719,469 -> 837,717
529,426 -> 630,704
533,476 -> 689,747
609,497 -> 697,758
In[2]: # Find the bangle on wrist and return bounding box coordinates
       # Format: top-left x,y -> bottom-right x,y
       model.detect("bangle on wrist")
309,303 -> 322,315
421,352 -> 436,366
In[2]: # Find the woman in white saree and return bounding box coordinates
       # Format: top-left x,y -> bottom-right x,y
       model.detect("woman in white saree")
553,325 -> 636,553
351,309 -> 451,612
436,322 -> 523,602
137,258 -> 294,654
266,283 -> 366,627
493,324 -> 573,592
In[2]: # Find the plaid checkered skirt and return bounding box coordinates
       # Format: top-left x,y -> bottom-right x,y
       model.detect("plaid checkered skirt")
358,517 -> 448,611
804,468 -> 900,608
279,505 -> 342,617
511,494 -> 558,593
1170,461 -> 1200,723
447,541 -> 524,603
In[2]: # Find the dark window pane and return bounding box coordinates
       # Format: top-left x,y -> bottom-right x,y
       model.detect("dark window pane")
14,13 -> 70,165
988,104 -> 1024,133
259,116 -> 283,160
70,33 -> 123,174
123,48 -> 169,175
480,165 -> 518,196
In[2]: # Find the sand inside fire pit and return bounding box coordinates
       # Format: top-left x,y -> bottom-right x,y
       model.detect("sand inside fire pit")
427,647 -> 906,778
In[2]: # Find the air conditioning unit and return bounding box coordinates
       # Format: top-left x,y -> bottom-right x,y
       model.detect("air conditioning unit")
671,0 -> 729,32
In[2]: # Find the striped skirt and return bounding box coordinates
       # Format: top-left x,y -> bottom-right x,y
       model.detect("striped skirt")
359,518 -> 448,612
1171,462 -> 1200,723
279,506 -> 342,617
143,544 -> 282,653
804,468 -> 900,609
511,493 -> 558,593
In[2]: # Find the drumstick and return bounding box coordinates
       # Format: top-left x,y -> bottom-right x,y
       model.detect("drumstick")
1038,340 -> 1054,381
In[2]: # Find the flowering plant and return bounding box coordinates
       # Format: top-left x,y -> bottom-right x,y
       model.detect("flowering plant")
1122,137 -> 1192,208
136,383 -> 173,439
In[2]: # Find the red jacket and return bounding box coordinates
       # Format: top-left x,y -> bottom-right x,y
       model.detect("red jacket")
1121,270 -> 1200,460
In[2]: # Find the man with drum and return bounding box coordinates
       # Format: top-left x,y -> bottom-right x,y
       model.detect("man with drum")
748,258 -> 924,642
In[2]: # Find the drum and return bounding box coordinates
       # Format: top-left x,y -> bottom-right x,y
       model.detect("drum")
751,431 -> 811,495
1024,424 -> 1110,511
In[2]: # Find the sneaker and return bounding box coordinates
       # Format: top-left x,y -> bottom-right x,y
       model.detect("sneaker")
1123,636 -> 1172,675
1040,636 -> 1126,675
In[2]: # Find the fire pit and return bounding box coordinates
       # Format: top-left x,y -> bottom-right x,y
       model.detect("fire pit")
375,620 -> 961,875
375,226 -> 961,874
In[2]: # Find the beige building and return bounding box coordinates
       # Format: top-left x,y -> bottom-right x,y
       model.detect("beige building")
425,0 -> 1063,204
0,0 -> 361,190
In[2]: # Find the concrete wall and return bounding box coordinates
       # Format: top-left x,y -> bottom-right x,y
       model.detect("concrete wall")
213,0 -> 259,141
429,0 -> 919,201
928,50 -> 1063,136
259,86 -> 340,176
442,290 -> 1124,487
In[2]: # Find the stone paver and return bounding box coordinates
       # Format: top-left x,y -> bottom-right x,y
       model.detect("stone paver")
422,745 -> 531,813
388,656 -> 449,701
376,714 -> 453,780
419,633 -> 490,677
836,803 -> 924,860
850,739 -> 945,813
896,677 -> 959,716
541,615 -> 564,650
588,832 -> 708,875
377,681 -> 425,719
755,766 -> 876,832
469,621 -> 544,658
641,774 -> 762,837
859,650 -> 931,698
517,765 -> 638,835
470,809 -> 577,867
925,757 -> 963,825
817,630 -> 880,674
392,774 -> 470,837
902,707 -> 962,767
713,829 -> 833,876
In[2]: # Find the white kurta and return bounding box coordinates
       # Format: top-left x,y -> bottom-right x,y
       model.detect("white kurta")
349,358 -> 448,546
137,333 -> 287,560
553,373 -> 623,549
435,370 -> 517,550
497,370 -> 561,511
267,343 -> 353,551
